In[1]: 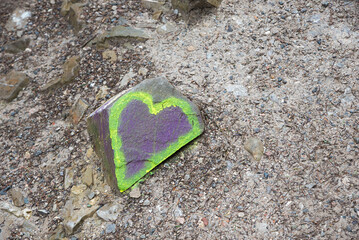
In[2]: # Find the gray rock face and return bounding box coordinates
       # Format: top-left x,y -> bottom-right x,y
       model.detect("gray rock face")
87,77 -> 204,192
0,71 -> 29,101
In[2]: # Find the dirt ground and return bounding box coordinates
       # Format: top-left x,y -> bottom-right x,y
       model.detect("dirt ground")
0,0 -> 359,239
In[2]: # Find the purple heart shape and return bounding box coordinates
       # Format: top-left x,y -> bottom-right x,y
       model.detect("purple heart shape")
118,100 -> 192,178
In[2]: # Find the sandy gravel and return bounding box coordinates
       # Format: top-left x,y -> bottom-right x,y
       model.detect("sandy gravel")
0,0 -> 358,239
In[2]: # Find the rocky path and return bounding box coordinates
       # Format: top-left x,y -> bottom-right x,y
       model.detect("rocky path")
0,0 -> 358,239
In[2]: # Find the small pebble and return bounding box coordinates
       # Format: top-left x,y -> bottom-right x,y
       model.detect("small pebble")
143,199 -> 150,206
312,87 -> 318,93
106,223 -> 116,234
317,39 -> 322,45
353,137 -> 359,144
301,8 -> 307,13
224,187 -> 229,192
34,150 -> 42,156
322,2 -> 329,7
227,25 -> 233,32
264,172 -> 269,179
279,1 -> 284,5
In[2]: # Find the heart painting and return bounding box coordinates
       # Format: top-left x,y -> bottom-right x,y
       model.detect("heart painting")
87,77 -> 204,192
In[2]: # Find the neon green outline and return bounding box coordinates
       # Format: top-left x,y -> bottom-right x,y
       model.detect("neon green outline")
109,92 -> 202,191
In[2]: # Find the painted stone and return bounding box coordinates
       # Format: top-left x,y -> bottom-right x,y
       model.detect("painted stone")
87,77 -> 204,192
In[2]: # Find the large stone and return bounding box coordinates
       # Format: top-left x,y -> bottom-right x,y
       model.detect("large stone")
87,77 -> 204,192
0,71 -> 29,101
86,26 -> 150,48
4,37 -> 30,54
41,56 -> 80,91
171,0 -> 222,14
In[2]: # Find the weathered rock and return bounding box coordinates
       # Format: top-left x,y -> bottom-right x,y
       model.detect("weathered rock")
96,86 -> 109,100
5,9 -> 32,31
138,67 -> 148,76
4,37 -> 30,54
9,188 -> 25,207
102,50 -> 117,63
119,70 -> 135,89
129,187 -> 141,199
71,184 -> 87,195
68,3 -> 84,34
69,97 -> 89,124
0,201 -> 22,217
64,167 -> 74,189
86,26 -> 150,48
41,56 -> 80,91
63,204 -> 99,234
49,225 -> 65,240
244,137 -> 264,161
62,56 -> 81,84
171,0 -> 222,14
0,71 -> 29,101
141,0 -> 166,11
96,203 -> 122,222
82,166 -> 93,187
87,77 -> 204,192
61,0 -> 84,33
156,22 -> 177,35
0,202 -> 32,219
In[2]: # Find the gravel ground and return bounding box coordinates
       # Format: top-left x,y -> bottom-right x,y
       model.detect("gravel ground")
0,0 -> 359,239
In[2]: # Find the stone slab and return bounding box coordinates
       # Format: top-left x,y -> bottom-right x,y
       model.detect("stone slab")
87,77 -> 204,192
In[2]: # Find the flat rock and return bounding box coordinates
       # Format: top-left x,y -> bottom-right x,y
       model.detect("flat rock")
171,0 -> 222,14
0,71 -> 29,101
41,56 -> 80,91
129,187 -> 141,199
5,8 -> 32,31
102,50 -> 117,63
244,137 -> 264,161
68,3 -> 85,34
86,26 -> 150,48
64,167 -> 74,189
96,203 -> 122,222
82,166 -> 93,187
4,37 -> 30,54
69,97 -> 89,124
9,188 -> 25,207
87,77 -> 204,192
